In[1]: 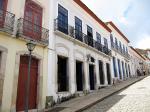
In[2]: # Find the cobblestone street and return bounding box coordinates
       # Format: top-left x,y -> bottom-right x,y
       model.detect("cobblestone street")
82,76 -> 150,112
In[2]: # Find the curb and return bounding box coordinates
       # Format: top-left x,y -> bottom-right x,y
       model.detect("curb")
76,76 -> 146,112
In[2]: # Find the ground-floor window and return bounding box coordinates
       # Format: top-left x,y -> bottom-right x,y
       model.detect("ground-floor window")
122,61 -> 125,78
99,60 -> 105,85
113,57 -> 117,77
117,59 -> 122,79
125,63 -> 128,77
57,56 -> 69,92
89,64 -> 95,90
76,61 -> 84,91
106,63 -> 111,85
128,64 -> 131,77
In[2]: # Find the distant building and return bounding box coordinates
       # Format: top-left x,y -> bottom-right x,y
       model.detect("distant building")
135,49 -> 150,74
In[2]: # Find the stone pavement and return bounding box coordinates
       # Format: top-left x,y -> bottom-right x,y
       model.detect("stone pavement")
46,76 -> 147,112
83,76 -> 150,112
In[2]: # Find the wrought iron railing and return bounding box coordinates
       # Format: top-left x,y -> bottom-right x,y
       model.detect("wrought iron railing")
54,18 -> 111,56
95,41 -> 103,52
0,9 -> 15,33
111,41 -> 115,48
54,18 -> 68,35
103,46 -> 111,55
111,41 -> 130,58
17,18 -> 49,45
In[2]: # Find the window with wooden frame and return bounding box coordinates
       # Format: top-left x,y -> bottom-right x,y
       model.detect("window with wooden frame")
96,32 -> 101,44
23,0 -> 43,40
0,0 -> 8,27
58,4 -> 68,34
87,25 -> 93,38
104,38 -> 108,48
75,16 -> 82,41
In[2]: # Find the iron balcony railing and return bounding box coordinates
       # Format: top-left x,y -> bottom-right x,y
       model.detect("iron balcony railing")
0,9 -> 15,33
95,41 -> 103,52
17,18 -> 49,46
54,18 -> 111,56
111,41 -> 130,58
103,46 -> 111,55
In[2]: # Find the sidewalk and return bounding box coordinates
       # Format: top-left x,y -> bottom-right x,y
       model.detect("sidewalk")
46,76 -> 146,112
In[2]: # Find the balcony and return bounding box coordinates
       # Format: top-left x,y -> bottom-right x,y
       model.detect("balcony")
0,9 -> 15,34
17,18 -> 49,46
54,18 -> 111,56
103,46 -> 111,55
111,41 -> 130,59
95,41 -> 103,52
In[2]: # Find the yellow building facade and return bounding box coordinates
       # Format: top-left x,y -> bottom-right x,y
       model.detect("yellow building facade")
0,0 -> 50,111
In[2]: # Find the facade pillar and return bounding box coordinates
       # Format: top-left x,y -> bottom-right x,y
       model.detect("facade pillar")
120,61 -> 124,80
83,60 -> 90,91
115,58 -> 119,79
103,62 -> 108,85
69,47 -> 76,94
95,59 -> 100,89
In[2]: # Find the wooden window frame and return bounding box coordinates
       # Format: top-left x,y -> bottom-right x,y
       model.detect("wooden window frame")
23,0 -> 43,40
0,0 -> 8,28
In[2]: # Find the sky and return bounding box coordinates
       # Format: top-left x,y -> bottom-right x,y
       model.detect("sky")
81,0 -> 150,49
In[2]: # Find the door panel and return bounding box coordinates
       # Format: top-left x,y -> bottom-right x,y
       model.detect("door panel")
99,60 -> 104,85
89,65 -> 95,90
76,61 -> 83,91
58,56 -> 68,92
16,56 -> 38,111
106,63 -> 111,85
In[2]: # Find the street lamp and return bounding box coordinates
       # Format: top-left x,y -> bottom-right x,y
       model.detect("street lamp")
25,41 -> 36,112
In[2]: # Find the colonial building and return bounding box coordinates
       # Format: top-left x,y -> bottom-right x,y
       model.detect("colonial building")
129,46 -> 146,76
106,22 -> 131,82
0,0 -> 149,111
0,0 -> 49,111
47,0 -> 112,103
135,49 -> 150,74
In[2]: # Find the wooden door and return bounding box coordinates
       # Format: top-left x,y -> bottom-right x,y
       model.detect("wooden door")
106,63 -> 111,85
99,60 -> 104,85
76,61 -> 83,91
89,64 -> 95,90
16,56 -> 38,111
57,56 -> 68,92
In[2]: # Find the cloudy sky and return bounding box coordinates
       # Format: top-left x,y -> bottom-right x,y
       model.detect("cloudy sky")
81,0 -> 150,49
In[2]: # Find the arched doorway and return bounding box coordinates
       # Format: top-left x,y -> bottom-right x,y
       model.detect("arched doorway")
16,55 -> 38,111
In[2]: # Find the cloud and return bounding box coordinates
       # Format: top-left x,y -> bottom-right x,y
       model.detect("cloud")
123,3 -> 133,17
137,34 -> 150,49
81,0 -> 150,49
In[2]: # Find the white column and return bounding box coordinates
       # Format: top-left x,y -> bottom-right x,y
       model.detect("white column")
47,50 -> 57,100
84,61 -> 90,91
103,62 -> 108,85
111,58 -> 115,79
115,58 -> 119,79
120,60 -> 124,80
69,48 -> 76,94
95,59 -> 100,89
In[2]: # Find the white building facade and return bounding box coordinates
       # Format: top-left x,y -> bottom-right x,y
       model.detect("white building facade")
47,0 -> 113,104
106,22 -> 131,82
129,46 -> 146,76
